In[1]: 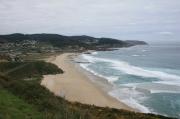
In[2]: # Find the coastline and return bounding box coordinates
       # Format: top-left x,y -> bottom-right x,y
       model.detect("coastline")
41,53 -> 135,111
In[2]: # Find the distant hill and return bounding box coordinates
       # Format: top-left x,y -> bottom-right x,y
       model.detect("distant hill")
125,40 -> 147,46
0,33 -> 147,50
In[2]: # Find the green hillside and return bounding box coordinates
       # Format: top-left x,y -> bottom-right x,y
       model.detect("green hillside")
0,89 -> 42,119
0,61 -> 174,119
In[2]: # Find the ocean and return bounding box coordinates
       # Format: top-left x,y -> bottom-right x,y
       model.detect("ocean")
79,45 -> 180,118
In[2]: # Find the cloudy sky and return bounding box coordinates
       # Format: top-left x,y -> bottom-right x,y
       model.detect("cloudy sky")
0,0 -> 180,43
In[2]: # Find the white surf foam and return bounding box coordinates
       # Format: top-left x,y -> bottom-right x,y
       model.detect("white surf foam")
155,80 -> 180,87
150,90 -> 180,94
81,54 -> 180,81
80,63 -> 119,83
142,50 -> 147,52
109,88 -> 151,113
122,82 -> 180,94
81,54 -> 96,63
106,76 -> 119,82
80,53 -> 180,115
132,54 -> 140,57
92,52 -> 98,55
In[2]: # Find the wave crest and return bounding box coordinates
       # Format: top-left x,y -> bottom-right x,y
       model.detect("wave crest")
81,54 -> 180,81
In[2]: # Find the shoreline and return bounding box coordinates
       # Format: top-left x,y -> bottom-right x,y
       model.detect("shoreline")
41,53 -> 135,111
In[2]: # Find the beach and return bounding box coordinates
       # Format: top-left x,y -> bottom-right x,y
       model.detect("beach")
41,53 -> 133,111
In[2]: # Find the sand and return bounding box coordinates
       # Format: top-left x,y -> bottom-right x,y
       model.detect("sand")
41,53 -> 134,111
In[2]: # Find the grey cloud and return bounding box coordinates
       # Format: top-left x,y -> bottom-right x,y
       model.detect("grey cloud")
0,0 -> 180,43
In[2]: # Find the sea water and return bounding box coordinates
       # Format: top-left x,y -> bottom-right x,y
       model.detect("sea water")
79,45 -> 180,118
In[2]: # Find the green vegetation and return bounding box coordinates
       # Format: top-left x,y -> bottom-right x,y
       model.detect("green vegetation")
0,33 -> 147,62
0,61 -> 63,80
0,89 -> 42,119
0,33 -> 147,51
0,61 -> 174,119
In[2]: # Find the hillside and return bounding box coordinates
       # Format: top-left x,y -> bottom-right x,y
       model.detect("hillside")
0,33 -> 147,62
0,33 -> 147,50
0,34 -> 171,119
0,61 -> 173,119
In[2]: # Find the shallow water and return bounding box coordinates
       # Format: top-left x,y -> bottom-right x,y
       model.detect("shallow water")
79,45 -> 180,118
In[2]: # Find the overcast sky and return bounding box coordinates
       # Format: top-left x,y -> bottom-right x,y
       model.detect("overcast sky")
0,0 -> 180,43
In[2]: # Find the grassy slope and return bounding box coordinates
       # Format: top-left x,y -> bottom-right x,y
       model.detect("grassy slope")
0,61 -> 174,119
0,89 -> 42,119
0,61 -> 63,80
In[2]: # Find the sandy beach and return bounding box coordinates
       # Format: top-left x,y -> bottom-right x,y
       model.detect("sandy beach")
41,53 -> 134,111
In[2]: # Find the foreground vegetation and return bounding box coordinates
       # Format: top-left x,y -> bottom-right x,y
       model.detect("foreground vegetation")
0,61 -> 174,119
0,89 -> 42,119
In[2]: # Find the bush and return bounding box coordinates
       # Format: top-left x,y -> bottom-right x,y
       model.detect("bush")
0,61 -> 63,80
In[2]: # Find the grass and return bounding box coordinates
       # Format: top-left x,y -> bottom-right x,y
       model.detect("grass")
0,61 -> 175,119
0,89 -> 42,119
0,61 -> 63,80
